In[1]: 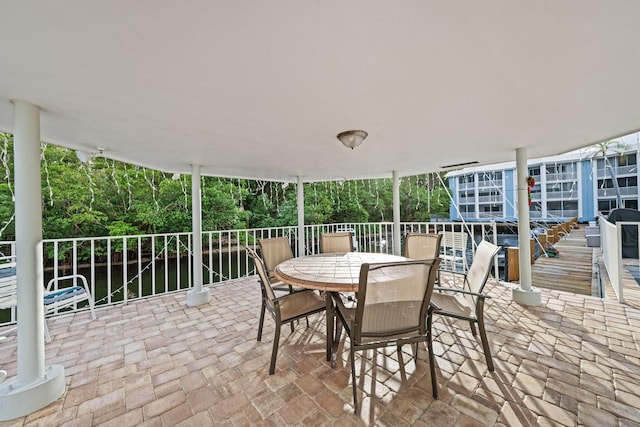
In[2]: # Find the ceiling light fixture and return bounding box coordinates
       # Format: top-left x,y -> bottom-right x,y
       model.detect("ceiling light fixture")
337,130 -> 368,149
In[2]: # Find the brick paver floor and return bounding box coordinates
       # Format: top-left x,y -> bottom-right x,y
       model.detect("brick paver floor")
1,269 -> 639,426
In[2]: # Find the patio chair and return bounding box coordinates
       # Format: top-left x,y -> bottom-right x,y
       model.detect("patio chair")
258,237 -> 295,284
403,233 -> 443,259
246,247 -> 327,375
1,256 -> 96,343
430,240 -> 500,371
333,258 -> 441,414
44,274 -> 97,342
439,231 -> 469,272
320,232 -> 354,253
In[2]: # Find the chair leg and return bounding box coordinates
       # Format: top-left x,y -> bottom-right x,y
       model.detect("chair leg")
477,316 -> 494,371
469,320 -> 477,336
257,300 -> 266,341
326,296 -> 334,362
269,322 -> 281,375
44,319 -> 51,343
350,346 -> 358,415
426,312 -> 438,399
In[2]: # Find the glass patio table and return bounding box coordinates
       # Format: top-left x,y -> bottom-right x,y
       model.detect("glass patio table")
274,252 -> 409,366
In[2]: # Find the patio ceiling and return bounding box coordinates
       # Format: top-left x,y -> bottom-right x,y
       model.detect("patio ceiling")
1,1 -> 640,183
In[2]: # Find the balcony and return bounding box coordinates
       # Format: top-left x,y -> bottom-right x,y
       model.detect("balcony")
596,164 -> 638,178
546,172 -> 577,182
3,222 -> 640,425
477,195 -> 503,203
1,263 -> 639,424
478,179 -> 503,189
546,209 -> 579,218
597,186 -> 638,198
546,190 -> 579,201
458,195 -> 476,204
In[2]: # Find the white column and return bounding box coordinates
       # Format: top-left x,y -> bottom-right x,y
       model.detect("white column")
392,171 -> 401,255
186,164 -> 210,306
0,100 -> 64,421
297,177 -> 305,257
512,147 -> 541,306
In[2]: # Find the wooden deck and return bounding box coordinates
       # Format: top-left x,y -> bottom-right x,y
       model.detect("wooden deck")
528,225 -> 596,296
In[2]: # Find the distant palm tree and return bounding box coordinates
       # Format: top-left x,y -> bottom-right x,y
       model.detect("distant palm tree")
590,140 -> 629,209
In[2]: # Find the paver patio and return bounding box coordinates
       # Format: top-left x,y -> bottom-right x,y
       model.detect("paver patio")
0,264 -> 639,426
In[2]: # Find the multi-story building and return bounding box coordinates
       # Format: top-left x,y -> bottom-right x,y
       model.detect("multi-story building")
447,134 -> 640,223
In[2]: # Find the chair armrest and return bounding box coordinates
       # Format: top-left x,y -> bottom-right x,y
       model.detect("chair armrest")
332,292 -> 349,314
272,289 -> 321,304
47,274 -> 90,294
434,287 -> 491,299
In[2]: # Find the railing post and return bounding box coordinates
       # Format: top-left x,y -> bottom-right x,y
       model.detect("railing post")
616,223 -> 625,303
297,176 -> 305,257
392,171 -> 401,256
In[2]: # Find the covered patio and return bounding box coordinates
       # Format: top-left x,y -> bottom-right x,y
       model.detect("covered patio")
2,0 -> 640,422
1,267 -> 639,426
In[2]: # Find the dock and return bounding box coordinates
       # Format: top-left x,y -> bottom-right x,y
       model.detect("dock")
528,225 -> 596,296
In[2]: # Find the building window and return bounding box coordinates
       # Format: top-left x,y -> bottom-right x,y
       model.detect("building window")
459,174 -> 475,184
617,153 -> 636,167
598,199 -> 618,214
597,176 -> 637,189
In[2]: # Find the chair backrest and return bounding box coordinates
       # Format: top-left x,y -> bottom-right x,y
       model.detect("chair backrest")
403,233 -> 443,259
259,237 -> 294,277
0,257 -> 17,310
440,231 -> 468,254
320,232 -> 354,253
246,247 -> 276,304
465,240 -> 500,295
354,258 -> 440,342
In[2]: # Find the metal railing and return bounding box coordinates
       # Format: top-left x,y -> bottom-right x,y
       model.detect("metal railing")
0,221 -> 502,326
599,217 -> 640,303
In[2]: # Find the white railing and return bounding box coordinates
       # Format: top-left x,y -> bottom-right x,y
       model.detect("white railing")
546,190 -> 579,200
0,221 -> 501,326
597,186 -> 638,198
599,217 -> 640,303
596,164 -> 637,178
546,172 -> 577,182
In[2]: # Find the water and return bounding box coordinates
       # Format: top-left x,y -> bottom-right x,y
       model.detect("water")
1,252 -> 247,323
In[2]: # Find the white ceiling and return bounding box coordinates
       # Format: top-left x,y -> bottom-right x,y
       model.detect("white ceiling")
1,1 -> 639,182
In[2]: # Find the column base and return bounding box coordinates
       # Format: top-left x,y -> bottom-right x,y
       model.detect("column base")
0,364 -> 65,421
512,286 -> 542,306
187,288 -> 210,307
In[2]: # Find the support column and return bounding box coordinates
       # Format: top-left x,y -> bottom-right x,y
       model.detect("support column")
0,100 -> 65,421
187,164 -> 210,306
297,177 -> 305,257
512,147 -> 541,306
392,171 -> 401,255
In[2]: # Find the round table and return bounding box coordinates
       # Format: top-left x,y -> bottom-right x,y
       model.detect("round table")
274,252 -> 409,365
274,252 -> 409,292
